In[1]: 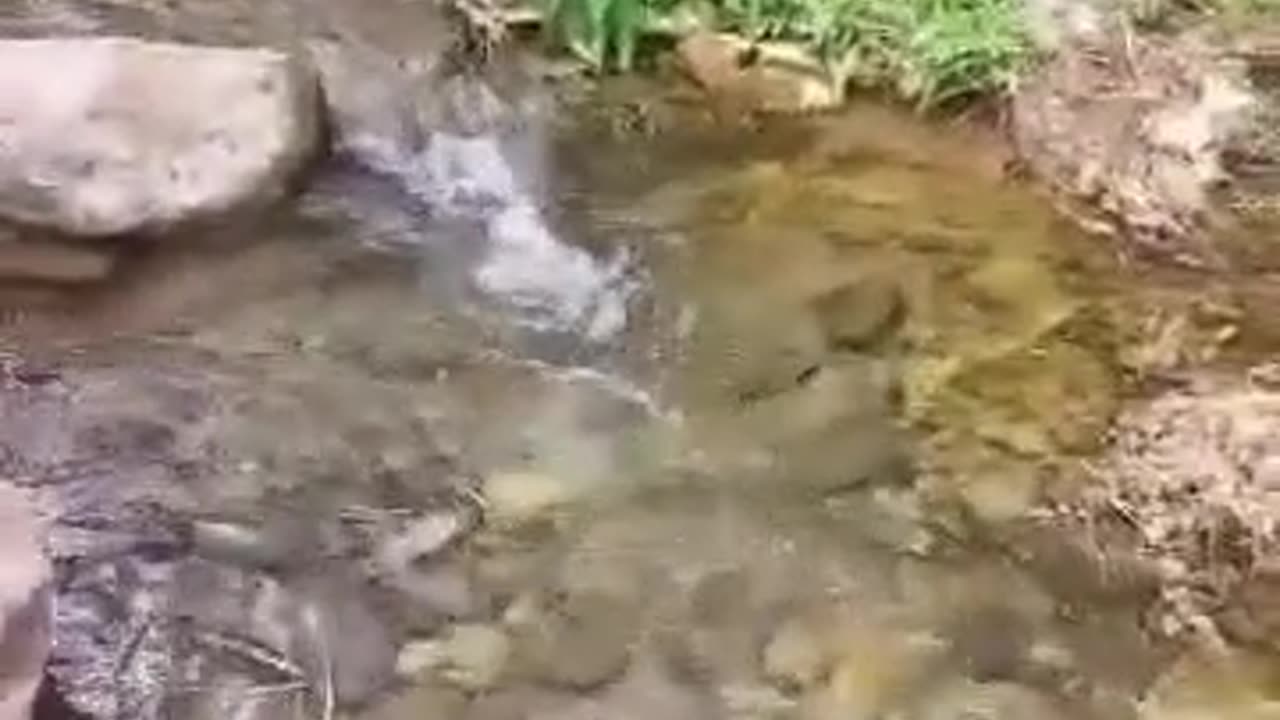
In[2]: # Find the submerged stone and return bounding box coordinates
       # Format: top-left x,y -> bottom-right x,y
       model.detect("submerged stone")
509,590 -> 637,691
762,616 -> 831,691
809,277 -> 905,353
483,470 -> 579,522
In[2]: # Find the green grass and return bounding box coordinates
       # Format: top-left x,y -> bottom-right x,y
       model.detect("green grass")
540,0 -> 1032,109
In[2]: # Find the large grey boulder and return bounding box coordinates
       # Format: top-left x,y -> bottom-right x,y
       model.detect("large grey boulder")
0,38 -> 320,238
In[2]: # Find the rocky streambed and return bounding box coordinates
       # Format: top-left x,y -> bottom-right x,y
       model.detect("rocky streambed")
3,2 -> 1280,720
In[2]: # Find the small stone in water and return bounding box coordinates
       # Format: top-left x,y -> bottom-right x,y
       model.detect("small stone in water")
810,278 -> 905,353
483,470 -> 576,521
513,591 -> 637,691
378,511 -> 470,570
762,617 -> 829,691
433,623 -> 512,691
396,639 -> 450,678
190,517 -> 308,570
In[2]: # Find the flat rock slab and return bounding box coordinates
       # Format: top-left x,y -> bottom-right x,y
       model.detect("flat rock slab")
0,38 -> 320,238
0,236 -> 114,283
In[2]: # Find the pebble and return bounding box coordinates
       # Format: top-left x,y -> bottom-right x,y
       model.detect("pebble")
396,639 -> 450,678
762,617 -> 829,691
483,470 -> 576,522
433,623 -> 512,691
377,510 -> 471,570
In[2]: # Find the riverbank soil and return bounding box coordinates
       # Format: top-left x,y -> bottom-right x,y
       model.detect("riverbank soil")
1011,0 -> 1280,267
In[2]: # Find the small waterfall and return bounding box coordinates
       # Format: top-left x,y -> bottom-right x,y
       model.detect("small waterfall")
352,71 -> 636,343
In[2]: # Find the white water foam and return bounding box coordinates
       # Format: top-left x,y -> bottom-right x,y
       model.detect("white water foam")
386,100 -> 633,341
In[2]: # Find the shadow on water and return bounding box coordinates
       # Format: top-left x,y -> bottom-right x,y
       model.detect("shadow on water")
0,31 -> 1274,720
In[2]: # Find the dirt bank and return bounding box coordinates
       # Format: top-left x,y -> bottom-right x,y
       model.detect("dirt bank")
1010,0 -> 1280,267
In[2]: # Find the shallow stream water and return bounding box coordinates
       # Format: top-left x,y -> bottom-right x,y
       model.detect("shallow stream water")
3,7 -> 1280,718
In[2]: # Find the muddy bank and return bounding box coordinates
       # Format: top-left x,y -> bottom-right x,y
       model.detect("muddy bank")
1010,0 -> 1280,267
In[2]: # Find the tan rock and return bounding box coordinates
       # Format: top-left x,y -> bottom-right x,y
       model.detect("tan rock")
0,38 -> 319,237
677,33 -> 842,114
433,623 -> 512,691
483,470 -> 577,522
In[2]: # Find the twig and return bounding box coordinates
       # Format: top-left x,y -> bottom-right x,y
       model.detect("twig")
169,681 -> 309,698
1119,13 -> 1140,83
302,604 -> 334,720
1107,497 -> 1142,529
113,618 -> 153,680
191,628 -> 305,680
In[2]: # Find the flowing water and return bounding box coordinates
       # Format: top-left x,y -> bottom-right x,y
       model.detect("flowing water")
4,5 -> 1280,719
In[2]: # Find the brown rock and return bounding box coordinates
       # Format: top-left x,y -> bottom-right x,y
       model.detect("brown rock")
0,239 -> 114,283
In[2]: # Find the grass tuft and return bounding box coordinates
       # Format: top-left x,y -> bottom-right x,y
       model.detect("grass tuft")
540,0 -> 1032,109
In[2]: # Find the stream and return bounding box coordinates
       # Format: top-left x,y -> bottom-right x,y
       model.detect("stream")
4,3 -> 1280,720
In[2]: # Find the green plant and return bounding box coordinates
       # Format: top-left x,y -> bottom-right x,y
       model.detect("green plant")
543,0 -> 655,70
541,0 -> 1032,107
716,0 -> 1030,108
